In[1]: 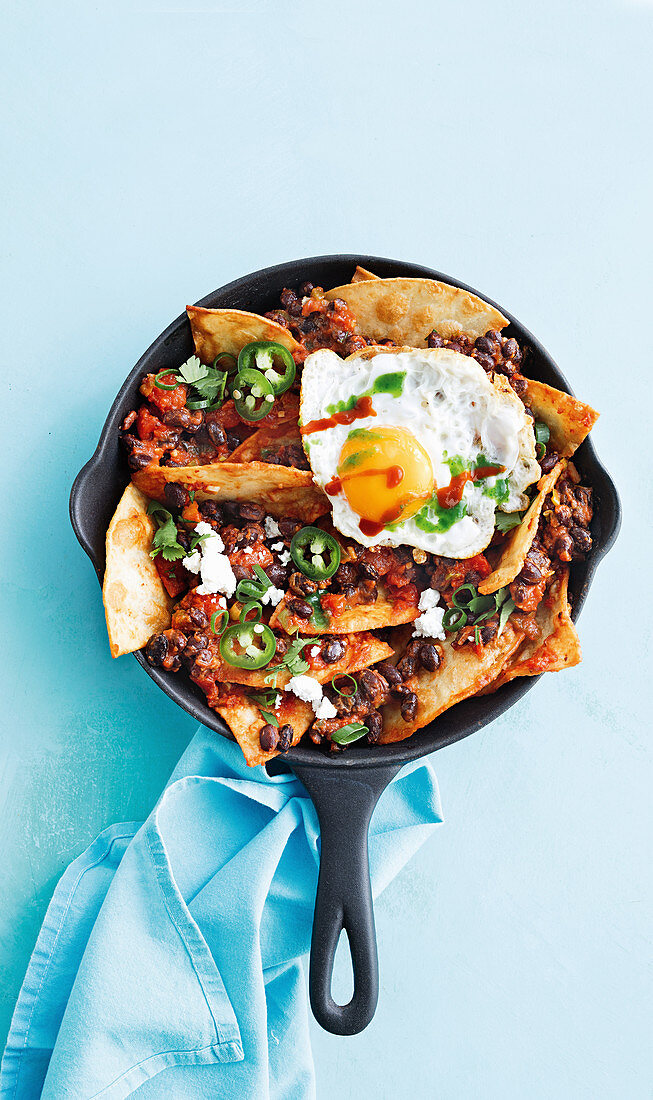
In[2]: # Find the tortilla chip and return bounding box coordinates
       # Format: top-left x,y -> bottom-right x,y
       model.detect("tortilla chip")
133,461 -> 328,523
350,266 -> 380,283
208,632 -> 394,690
187,306 -> 301,363
478,462 -> 564,596
214,686 -> 313,767
487,569 -> 581,690
102,484 -> 172,657
380,623 -> 523,744
324,277 -> 508,345
269,588 -> 419,635
524,379 -> 598,457
229,423 -> 302,463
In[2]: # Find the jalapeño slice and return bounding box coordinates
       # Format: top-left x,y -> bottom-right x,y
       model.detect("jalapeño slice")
290,526 -> 341,579
237,341 -> 296,395
219,622 -> 276,669
232,367 -> 275,422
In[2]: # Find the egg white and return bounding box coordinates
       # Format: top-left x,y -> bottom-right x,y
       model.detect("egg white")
300,347 -> 540,558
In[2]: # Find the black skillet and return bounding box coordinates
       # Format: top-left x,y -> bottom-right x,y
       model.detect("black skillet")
69,255 -> 620,1036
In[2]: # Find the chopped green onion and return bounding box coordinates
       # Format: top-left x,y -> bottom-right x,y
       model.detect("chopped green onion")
210,610 -> 228,635
534,421 -> 550,445
451,583 -> 477,610
240,601 -> 263,624
331,722 -> 368,746
443,607 -> 467,632
331,674 -> 357,698
474,625 -> 481,645
154,369 -> 179,390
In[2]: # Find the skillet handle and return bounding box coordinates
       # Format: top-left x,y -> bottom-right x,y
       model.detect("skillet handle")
290,761 -> 401,1035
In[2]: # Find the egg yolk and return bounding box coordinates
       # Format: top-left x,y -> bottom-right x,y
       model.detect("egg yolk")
337,426 -> 434,526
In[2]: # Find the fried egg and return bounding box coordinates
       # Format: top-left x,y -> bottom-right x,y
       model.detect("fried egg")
300,347 -> 540,558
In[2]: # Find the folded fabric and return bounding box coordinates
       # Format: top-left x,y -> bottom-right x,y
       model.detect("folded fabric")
1,727 -> 443,1100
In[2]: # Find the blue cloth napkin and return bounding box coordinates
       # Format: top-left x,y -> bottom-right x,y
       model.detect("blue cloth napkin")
1,727 -> 442,1100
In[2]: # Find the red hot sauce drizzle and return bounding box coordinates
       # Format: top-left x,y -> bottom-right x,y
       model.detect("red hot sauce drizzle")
436,464 -> 503,509
300,395 -> 376,436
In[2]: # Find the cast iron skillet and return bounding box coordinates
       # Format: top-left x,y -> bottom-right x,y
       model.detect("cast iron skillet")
70,255 -> 620,1036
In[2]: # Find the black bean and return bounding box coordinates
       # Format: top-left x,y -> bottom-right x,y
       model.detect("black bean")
164,482 -> 190,510
278,517 -> 302,540
199,500 -> 224,527
238,501 -> 265,523
539,450 -> 560,473
570,526 -> 592,554
502,337 -> 521,362
126,446 -> 153,472
298,281 -> 315,296
321,638 -> 346,664
239,522 -> 265,546
474,335 -> 494,354
396,653 -> 417,679
359,669 -> 390,707
359,560 -> 379,580
485,329 -> 502,347
375,661 -> 403,688
366,712 -> 382,744
400,692 -> 418,722
189,606 -> 208,628
480,621 -> 498,644
164,407 -> 203,432
334,562 -> 357,587
146,633 -> 168,666
280,287 -> 299,311
286,597 -> 313,620
427,331 -> 445,348
184,632 -> 208,657
418,643 -> 441,671
473,351 -> 495,372
289,572 -> 318,597
225,433 -> 240,453
206,421 -> 226,447
277,724 -> 293,752
259,724 -> 279,752
359,579 -> 378,603
266,562 -> 288,588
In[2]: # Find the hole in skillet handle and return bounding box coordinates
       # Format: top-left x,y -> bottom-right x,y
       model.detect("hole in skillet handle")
290,759 -> 401,1035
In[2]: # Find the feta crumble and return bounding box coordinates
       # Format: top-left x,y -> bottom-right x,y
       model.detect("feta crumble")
183,523 -> 237,597
264,516 -> 281,539
278,550 -> 291,566
270,541 -> 284,551
284,674 -> 337,720
260,585 -> 285,607
412,588 -> 446,641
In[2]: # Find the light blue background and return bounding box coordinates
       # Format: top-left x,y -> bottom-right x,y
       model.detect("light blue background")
1,1 -> 651,1096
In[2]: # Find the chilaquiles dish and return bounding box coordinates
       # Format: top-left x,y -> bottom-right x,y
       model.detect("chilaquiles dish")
103,268 -> 598,765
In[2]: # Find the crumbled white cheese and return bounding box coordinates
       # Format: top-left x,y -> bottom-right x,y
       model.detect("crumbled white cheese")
260,585 -> 285,607
284,673 -> 336,719
264,516 -> 281,538
242,546 -> 253,555
274,693 -> 282,709
412,588 -> 446,641
184,523 -> 236,597
278,549 -> 291,566
270,541 -> 284,551
182,549 -> 201,574
315,695 -> 337,720
309,646 -> 320,658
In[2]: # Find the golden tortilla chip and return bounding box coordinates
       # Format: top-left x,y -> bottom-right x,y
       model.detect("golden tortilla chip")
269,588 -> 419,635
187,305 -> 300,363
214,686 -> 313,767
380,623 -> 523,744
478,462 -> 564,596
487,569 -> 581,690
133,461 -> 328,523
102,484 -> 172,658
324,277 -> 508,345
524,379 -> 598,457
208,632 -> 394,690
228,424 -> 302,463
350,266 -> 379,283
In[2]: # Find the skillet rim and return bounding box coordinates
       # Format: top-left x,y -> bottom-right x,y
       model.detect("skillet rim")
69,253 -> 621,770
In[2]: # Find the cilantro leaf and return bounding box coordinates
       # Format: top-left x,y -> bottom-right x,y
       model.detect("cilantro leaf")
192,368 -> 228,403
495,511 -> 523,533
177,355 -> 207,385
147,502 -> 187,561
263,635 -> 320,687
498,596 -> 517,635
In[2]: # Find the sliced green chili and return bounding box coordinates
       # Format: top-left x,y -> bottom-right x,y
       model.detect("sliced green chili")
443,607 -> 467,632
219,622 -> 276,669
232,367 -> 275,421
290,526 -> 341,579
237,341 -> 296,395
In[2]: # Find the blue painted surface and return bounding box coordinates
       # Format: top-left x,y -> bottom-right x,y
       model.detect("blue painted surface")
1,1 -> 651,1096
